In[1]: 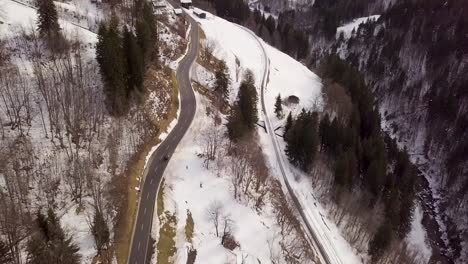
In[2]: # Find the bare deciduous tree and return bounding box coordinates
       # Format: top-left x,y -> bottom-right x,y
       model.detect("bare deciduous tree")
0,66 -> 34,136
203,39 -> 216,64
200,120 -> 221,169
206,200 -> 223,237
220,214 -> 234,246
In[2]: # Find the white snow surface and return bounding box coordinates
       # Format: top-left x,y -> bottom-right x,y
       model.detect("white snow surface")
188,9 -> 264,102
60,198 -> 97,263
406,203 -> 432,263
155,90 -> 282,264
336,15 -> 381,39
0,0 -> 97,59
173,9 -> 362,264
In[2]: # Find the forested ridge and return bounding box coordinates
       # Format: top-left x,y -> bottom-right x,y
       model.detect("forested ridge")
195,0 -> 467,262
283,55 -> 418,261
255,0 -> 468,262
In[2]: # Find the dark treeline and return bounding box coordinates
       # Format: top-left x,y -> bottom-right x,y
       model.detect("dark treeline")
198,0 -> 309,60
96,0 -> 157,116
284,55 -> 418,260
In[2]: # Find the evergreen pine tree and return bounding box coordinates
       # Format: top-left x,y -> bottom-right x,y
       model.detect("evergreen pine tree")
284,112 -> 292,137
0,240 -> 12,263
226,105 -> 246,141
136,1 -> 158,61
214,60 -> 230,103
27,208 -> 81,264
36,0 -> 60,38
319,114 -> 330,151
285,110 -> 319,171
123,26 -> 144,94
265,16 -> 276,35
274,94 -> 283,118
334,154 -> 349,187
226,70 -> 258,141
237,70 -> 258,129
96,17 -> 128,116
369,221 -> 393,260
91,209 -> 110,253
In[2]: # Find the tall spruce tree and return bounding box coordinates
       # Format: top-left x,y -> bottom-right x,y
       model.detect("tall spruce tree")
319,114 -> 330,151
214,60 -> 230,104
285,109 -> 319,171
27,208 -> 81,264
123,26 -> 144,94
0,240 -> 11,263
369,221 -> 393,260
96,17 -> 128,116
237,70 -> 258,129
274,94 -> 283,118
36,0 -> 60,38
284,112 -> 292,136
135,1 -> 158,61
226,70 -> 258,141
91,209 -> 110,254
226,104 -> 246,141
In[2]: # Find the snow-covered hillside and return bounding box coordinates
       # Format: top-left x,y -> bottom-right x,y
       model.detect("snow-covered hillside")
336,15 -> 380,39
149,8 -> 367,264
0,1 -> 100,262
0,0 -> 186,263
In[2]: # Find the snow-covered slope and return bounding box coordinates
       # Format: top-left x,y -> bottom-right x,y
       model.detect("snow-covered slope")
336,15 -> 380,39
1,1 -> 185,263
0,0 -> 100,261
191,13 -> 264,102
153,8 -> 362,264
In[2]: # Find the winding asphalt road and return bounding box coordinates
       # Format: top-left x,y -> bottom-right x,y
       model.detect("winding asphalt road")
128,14 -> 198,264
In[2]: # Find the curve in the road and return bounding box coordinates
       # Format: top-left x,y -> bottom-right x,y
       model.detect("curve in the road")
128,14 -> 199,264
236,25 -> 335,264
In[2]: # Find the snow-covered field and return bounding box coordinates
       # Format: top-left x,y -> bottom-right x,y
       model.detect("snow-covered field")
190,12 -> 264,102
336,15 -> 381,39
152,92 -> 283,263
150,8 -> 364,264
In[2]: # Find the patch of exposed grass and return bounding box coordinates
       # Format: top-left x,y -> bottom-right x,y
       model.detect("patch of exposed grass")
157,179 -> 166,217
114,66 -> 180,264
157,213 -> 177,264
114,134 -> 161,264
157,71 -> 180,133
156,183 -> 177,264
185,210 -> 194,243
198,25 -> 206,40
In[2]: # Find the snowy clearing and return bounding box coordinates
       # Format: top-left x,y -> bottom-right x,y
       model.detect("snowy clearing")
405,203 -> 432,263
153,88 -> 283,263
336,15 -> 381,39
